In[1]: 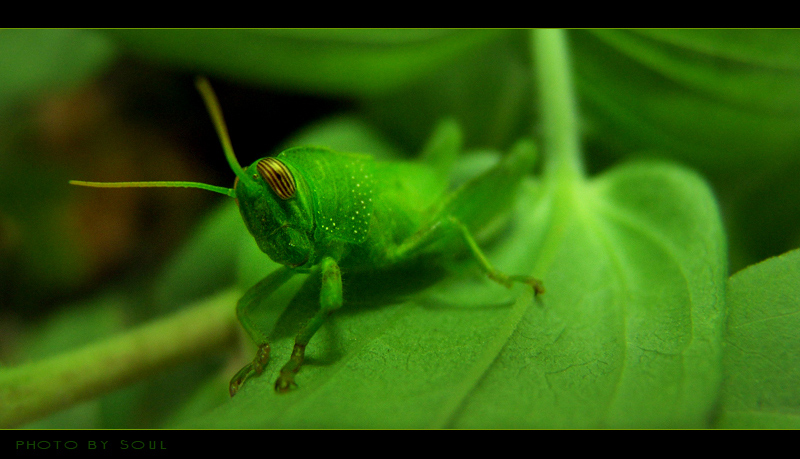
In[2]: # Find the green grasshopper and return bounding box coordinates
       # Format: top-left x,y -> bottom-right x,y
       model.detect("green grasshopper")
70,77 -> 543,396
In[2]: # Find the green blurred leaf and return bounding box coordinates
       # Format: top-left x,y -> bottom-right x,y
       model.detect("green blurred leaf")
0,30 -> 116,303
572,29 -> 800,168
0,29 -> 114,109
279,115 -> 402,160
105,29 -> 505,97
716,249 -> 800,428
152,201 -> 244,311
609,30 -> 800,111
362,32 -> 533,151
12,294 -> 131,428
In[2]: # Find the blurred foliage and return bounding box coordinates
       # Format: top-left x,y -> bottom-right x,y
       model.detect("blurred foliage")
0,29 -> 798,429
718,248 -> 800,428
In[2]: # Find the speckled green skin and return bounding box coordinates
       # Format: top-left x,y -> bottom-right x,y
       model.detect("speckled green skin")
235,141 -> 535,273
235,147 -> 440,272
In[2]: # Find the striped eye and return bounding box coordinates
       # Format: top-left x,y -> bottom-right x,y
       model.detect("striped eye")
256,157 -> 296,200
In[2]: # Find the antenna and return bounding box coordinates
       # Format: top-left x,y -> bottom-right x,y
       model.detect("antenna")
70,77 -> 247,198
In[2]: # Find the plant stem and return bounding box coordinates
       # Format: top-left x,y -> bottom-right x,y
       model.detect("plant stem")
0,289 -> 240,428
531,29 -> 585,187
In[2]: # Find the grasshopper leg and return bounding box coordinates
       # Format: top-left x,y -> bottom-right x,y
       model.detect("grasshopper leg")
447,216 -> 544,295
388,140 -> 542,294
388,215 -> 543,296
275,256 -> 342,393
229,266 -> 295,397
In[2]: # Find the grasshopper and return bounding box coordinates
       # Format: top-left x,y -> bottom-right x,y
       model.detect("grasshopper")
70,77 -> 543,396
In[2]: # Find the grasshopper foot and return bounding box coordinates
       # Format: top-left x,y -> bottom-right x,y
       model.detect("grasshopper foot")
521,276 -> 545,296
274,343 -> 305,393
533,280 -> 544,295
229,344 -> 270,397
492,273 -> 545,296
274,372 -> 298,393
229,363 -> 253,397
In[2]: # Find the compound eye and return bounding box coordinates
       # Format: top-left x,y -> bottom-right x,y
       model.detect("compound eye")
256,158 -> 296,199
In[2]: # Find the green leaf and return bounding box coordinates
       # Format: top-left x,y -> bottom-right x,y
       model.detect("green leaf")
361,32 -> 533,151
716,249 -> 800,428
176,157 -> 726,428
452,162 -> 726,428
105,29 -> 505,97
571,29 -> 800,168
152,201 -> 245,311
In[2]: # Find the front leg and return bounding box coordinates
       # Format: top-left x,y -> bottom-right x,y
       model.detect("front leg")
229,266 -> 295,397
275,256 -> 342,392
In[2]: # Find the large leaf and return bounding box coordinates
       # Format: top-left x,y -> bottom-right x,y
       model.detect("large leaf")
451,162 -> 726,428
716,249 -> 800,428
178,148 -> 726,429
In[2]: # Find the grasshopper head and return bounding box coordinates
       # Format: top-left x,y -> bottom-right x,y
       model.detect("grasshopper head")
234,157 -> 315,269
194,77 -> 317,269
